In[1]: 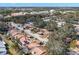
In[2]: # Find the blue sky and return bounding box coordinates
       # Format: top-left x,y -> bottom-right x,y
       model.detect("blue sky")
0,3 -> 79,7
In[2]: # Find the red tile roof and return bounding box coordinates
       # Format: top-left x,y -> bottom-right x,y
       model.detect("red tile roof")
76,41 -> 79,45
27,42 -> 40,49
31,46 -> 47,55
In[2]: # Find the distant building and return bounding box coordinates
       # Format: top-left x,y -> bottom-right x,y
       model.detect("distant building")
0,14 -> 4,19
11,12 -> 26,17
4,15 -> 11,18
38,11 -> 49,14
49,9 -> 55,15
56,21 -> 65,27
30,11 -> 49,15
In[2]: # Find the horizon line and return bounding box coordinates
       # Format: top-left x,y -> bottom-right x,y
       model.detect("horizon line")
0,3 -> 79,7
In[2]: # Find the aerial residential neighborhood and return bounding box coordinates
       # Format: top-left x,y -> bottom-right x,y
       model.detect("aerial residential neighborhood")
0,7 -> 79,55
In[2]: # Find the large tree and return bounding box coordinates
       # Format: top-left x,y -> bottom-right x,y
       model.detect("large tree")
46,19 -> 76,55
33,16 -> 46,28
46,20 -> 58,31
47,31 -> 66,55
